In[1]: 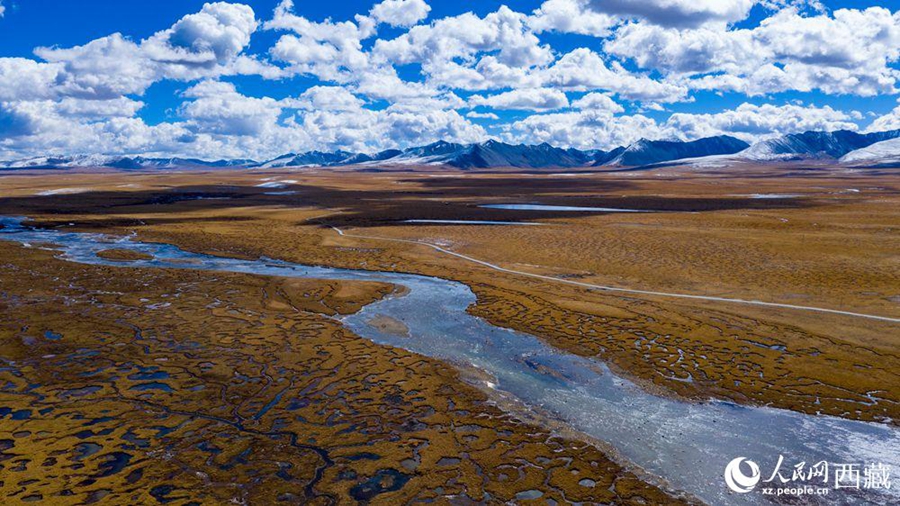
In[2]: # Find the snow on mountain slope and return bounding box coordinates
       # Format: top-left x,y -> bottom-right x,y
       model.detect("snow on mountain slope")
840,137 -> 900,166
740,129 -> 900,161
603,136 -> 750,166
5,128 -> 900,170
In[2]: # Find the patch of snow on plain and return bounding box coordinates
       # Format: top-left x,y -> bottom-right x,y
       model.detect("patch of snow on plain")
36,188 -> 92,196
256,180 -> 298,189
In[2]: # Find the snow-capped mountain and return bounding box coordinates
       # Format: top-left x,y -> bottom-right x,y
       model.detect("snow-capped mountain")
106,157 -> 257,169
739,129 -> 900,161
408,140 -> 590,169
0,155 -> 256,170
259,148 -> 408,168
5,129 -> 900,171
389,140 -> 469,165
294,140 -> 593,169
258,150 -> 358,168
601,136 -> 750,166
0,154 -> 118,169
341,149 -> 403,165
591,146 -> 626,166
840,137 -> 900,167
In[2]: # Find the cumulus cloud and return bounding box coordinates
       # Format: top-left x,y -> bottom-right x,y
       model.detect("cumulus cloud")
541,48 -> 688,102
751,7 -> 900,95
30,2 -> 265,101
267,1 -> 371,82
607,7 -> 900,96
369,0 -> 431,28
180,81 -> 281,136
584,0 -> 755,28
0,1 -> 5,18
0,103 -> 40,137
663,103 -> 860,141
1,0 -> 896,161
866,105 -> 900,133
0,3 -> 280,160
503,110 -> 662,150
572,93 -> 624,113
605,24 -> 759,76
466,111 -> 500,120
0,59 -> 66,101
145,2 -> 258,64
0,84 -> 486,161
500,101 -> 864,151
529,0 -> 617,36
759,0 -> 825,13
470,88 -> 569,111
373,6 -> 554,90
289,86 -> 366,111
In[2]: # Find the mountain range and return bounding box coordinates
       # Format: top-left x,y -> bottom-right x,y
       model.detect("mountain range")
600,136 -> 750,166
741,129 -> 900,161
3,128 -> 900,171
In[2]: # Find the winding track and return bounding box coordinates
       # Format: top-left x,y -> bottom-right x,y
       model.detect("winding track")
331,226 -> 900,324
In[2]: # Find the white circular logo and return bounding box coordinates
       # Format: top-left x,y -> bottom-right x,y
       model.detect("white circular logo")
724,457 -> 760,494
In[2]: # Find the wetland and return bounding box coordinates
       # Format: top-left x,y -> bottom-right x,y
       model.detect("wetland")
0,165 -> 897,504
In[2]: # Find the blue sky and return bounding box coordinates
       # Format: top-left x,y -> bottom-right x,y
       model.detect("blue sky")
1,0 -> 899,160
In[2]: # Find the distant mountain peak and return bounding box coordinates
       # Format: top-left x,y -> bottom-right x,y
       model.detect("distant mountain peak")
839,137 -> 900,167
6,128 -> 900,171
606,135 -> 750,166
739,129 -> 900,161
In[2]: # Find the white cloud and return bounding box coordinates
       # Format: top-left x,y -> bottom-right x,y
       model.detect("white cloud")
369,0 -> 431,28
540,48 -> 688,102
584,0 -> 755,28
179,81 -> 282,136
0,102 -> 40,137
1,0 -> 897,161
267,2 -> 371,83
373,5 -> 554,91
572,93 -> 624,113
606,24 -> 759,76
36,34 -> 158,98
866,105 -> 900,133
759,0 -> 825,14
501,101 -> 864,151
378,107 -> 485,146
503,110 -> 662,150
289,86 -> 366,111
143,2 -> 258,65
470,88 -> 569,111
0,1 -> 5,18
466,111 -> 500,120
750,7 -> 900,95
374,6 -> 553,68
529,0 -> 617,36
0,101 -> 199,159
0,59 -> 65,101
663,103 -> 860,141
607,7 -> 900,97
55,96 -> 145,118
31,2 -> 264,100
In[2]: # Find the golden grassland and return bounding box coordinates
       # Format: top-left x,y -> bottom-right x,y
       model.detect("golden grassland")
0,243 -> 679,504
0,164 -> 897,502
